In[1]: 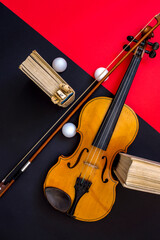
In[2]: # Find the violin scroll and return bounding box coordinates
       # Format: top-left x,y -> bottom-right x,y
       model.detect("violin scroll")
141,26 -> 154,38
123,26 -> 159,58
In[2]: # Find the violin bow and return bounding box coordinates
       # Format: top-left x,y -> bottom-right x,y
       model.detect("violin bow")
0,13 -> 160,197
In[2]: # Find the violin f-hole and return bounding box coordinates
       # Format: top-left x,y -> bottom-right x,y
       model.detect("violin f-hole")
101,156 -> 108,183
67,148 -> 89,169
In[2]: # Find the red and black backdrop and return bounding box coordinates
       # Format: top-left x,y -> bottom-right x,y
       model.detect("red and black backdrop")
0,1 -> 160,240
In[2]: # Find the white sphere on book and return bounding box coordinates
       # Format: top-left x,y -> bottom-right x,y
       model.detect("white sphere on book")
94,67 -> 109,81
62,123 -> 76,138
52,57 -> 67,72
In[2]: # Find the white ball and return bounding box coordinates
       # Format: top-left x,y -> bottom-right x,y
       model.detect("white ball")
94,67 -> 109,82
62,123 -> 76,138
52,57 -> 67,72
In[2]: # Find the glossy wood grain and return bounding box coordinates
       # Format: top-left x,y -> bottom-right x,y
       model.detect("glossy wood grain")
44,97 -> 139,222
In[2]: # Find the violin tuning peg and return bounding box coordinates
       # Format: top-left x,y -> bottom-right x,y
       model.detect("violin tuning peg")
147,41 -> 159,50
152,42 -> 159,50
143,49 -> 157,58
123,44 -> 130,51
127,36 -> 134,42
149,50 -> 156,58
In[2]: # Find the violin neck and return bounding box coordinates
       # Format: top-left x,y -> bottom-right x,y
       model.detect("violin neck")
92,51 -> 142,150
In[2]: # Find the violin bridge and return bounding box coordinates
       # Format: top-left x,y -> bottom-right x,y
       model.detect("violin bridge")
83,161 -> 98,169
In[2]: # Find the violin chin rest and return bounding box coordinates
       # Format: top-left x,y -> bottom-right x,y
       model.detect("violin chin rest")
45,187 -> 71,213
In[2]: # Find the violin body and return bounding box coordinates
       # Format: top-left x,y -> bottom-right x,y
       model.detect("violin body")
44,97 -> 139,222
43,26 -> 160,221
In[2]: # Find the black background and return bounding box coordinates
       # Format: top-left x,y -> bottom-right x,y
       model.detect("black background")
0,3 -> 160,240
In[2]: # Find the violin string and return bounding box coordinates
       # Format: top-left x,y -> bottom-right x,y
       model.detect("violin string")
80,15 -> 156,181
85,50 -> 140,180
79,98 -> 112,180
80,104 -> 110,181
2,15 -> 155,182
79,41 -> 140,180
89,59 -> 139,176
78,17 -> 153,179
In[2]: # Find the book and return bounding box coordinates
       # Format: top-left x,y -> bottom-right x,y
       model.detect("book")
114,153 -> 160,195
19,50 -> 75,107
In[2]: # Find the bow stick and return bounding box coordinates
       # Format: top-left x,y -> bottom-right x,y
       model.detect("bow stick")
0,13 -> 160,197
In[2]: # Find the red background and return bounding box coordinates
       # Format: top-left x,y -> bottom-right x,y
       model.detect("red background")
1,0 -> 160,132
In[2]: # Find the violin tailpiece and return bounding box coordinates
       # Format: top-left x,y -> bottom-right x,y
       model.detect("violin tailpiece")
68,177 -> 92,217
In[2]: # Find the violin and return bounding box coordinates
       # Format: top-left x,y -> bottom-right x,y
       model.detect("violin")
43,26 -> 159,222
0,15 -> 160,211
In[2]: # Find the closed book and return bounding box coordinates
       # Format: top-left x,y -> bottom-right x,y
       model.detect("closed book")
114,153 -> 160,194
